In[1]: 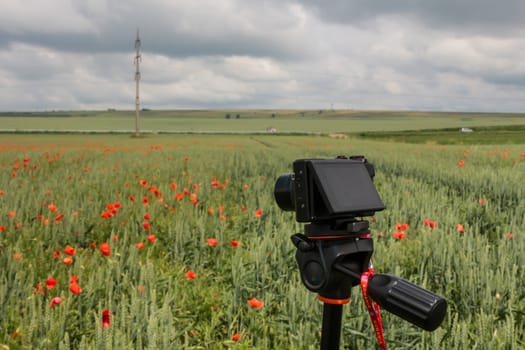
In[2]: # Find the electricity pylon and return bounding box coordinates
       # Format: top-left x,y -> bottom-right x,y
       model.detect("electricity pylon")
134,29 -> 141,137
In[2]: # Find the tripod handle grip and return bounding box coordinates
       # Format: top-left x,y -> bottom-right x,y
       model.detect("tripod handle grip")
367,274 -> 447,331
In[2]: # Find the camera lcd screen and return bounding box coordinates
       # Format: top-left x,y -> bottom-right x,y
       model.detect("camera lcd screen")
310,160 -> 385,216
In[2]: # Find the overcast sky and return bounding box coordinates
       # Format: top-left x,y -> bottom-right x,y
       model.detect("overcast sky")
1,0 -> 525,112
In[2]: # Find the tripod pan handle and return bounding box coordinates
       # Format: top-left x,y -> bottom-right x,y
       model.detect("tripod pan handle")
367,274 -> 447,331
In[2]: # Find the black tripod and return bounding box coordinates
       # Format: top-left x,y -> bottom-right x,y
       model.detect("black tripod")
292,220 -> 447,350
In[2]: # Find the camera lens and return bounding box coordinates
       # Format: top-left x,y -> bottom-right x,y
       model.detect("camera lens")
274,174 -> 295,211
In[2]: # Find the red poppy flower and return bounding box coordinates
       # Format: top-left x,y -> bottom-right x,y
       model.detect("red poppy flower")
70,275 -> 79,283
12,252 -> 23,261
458,160 -> 465,167
128,195 -> 135,201
102,309 -> 111,328
232,333 -> 241,341
46,277 -> 57,289
63,257 -> 73,265
393,231 -> 406,240
100,243 -> 111,256
53,249 -> 61,259
55,213 -> 64,222
255,209 -> 263,218
48,204 -> 58,212
456,224 -> 465,233
8,211 -> 16,217
396,223 -> 409,231
139,179 -> 147,185
185,270 -> 197,280
207,208 -> 214,215
148,186 -> 162,197
207,238 -> 218,246
147,234 -> 156,243
219,215 -> 226,221
136,242 -> 145,249
143,213 -> 151,220
506,232 -> 513,240
143,222 -> 151,231
247,297 -> 264,309
229,240 -> 239,247
0,226 -> 5,232
64,245 -> 76,256
211,180 -> 220,188
175,192 -> 183,201
49,297 -> 62,308
423,219 -> 436,229
34,283 -> 45,295
70,283 -> 82,294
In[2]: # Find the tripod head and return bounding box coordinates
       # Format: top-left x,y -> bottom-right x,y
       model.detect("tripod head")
291,220 -> 372,302
275,156 -> 447,349
292,220 -> 447,331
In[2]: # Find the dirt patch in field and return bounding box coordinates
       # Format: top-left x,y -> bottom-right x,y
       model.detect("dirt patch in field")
328,133 -> 348,139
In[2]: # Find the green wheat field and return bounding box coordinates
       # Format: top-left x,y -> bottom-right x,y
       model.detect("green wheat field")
1,111 -> 524,349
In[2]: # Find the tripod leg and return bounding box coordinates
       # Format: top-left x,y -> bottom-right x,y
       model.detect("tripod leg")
321,303 -> 343,350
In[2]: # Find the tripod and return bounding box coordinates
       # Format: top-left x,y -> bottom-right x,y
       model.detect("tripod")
292,220 -> 447,350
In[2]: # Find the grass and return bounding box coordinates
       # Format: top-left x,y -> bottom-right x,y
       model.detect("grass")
356,125 -> 525,145
0,121 -> 524,349
1,109 -> 525,134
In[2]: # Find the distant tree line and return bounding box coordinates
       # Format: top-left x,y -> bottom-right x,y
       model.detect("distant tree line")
225,113 -> 241,119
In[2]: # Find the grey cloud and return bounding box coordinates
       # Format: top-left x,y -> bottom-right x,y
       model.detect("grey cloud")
1,0 -> 525,112
301,0 -> 525,36
0,0 -> 311,60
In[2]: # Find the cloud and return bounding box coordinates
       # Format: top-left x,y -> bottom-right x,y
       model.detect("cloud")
1,0 -> 525,111
301,0 -> 525,36
0,0 -> 311,59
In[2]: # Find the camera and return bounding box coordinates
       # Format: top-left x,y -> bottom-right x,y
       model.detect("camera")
274,155 -> 447,347
274,156 -> 386,222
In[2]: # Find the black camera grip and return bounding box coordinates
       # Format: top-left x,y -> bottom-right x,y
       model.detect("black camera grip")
367,274 -> 447,331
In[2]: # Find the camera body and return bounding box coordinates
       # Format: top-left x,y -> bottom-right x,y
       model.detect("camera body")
274,156 -> 385,222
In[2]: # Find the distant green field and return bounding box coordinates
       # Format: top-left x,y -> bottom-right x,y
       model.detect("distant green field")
358,125 -> 525,145
2,110 -> 525,134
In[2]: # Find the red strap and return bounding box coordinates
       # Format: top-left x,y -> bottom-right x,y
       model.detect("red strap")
361,266 -> 387,350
